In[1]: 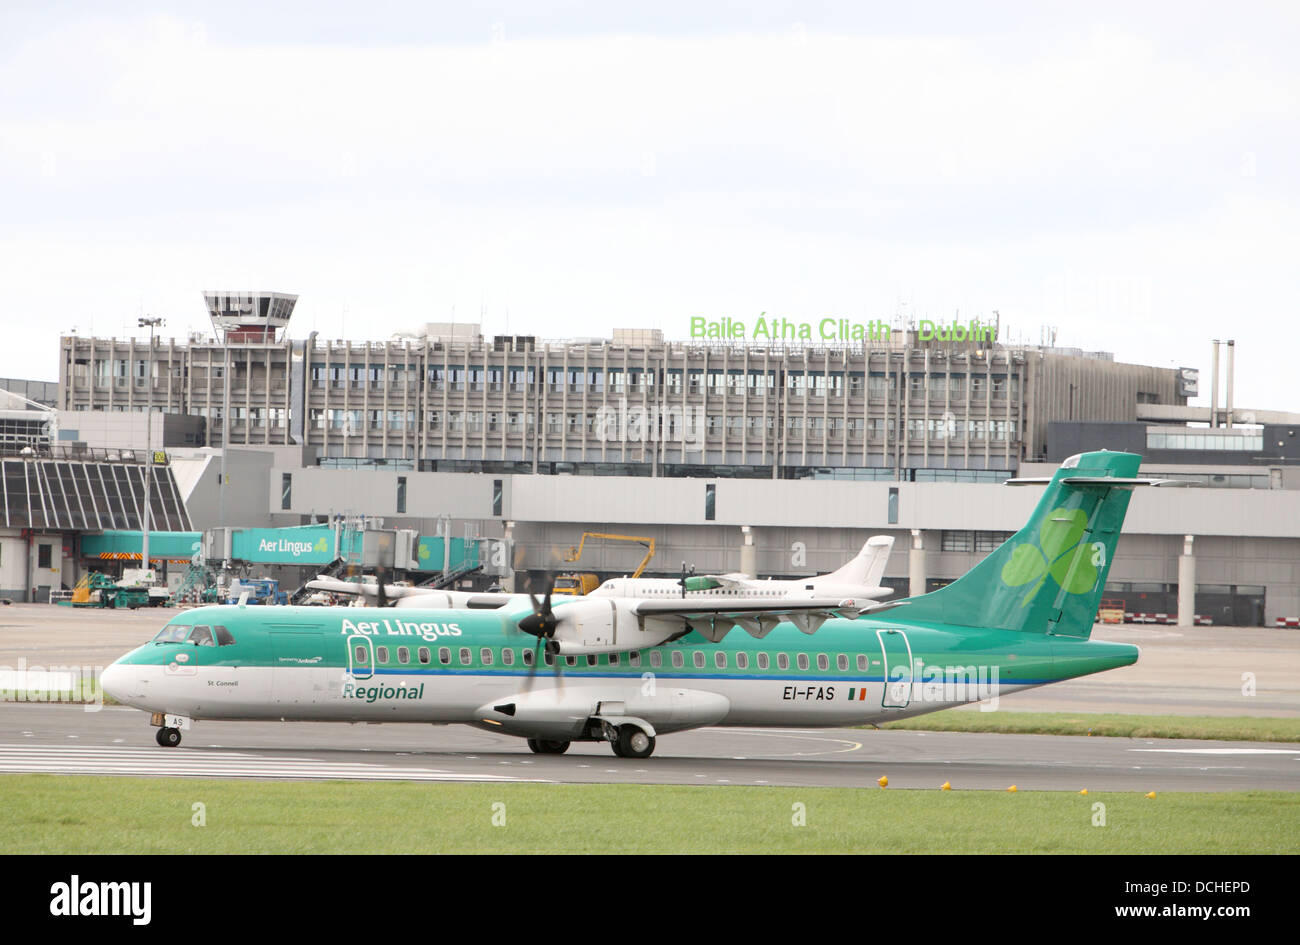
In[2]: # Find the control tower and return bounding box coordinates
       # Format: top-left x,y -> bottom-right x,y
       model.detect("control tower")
203,290 -> 297,343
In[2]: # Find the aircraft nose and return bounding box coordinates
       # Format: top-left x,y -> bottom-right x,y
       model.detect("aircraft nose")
99,663 -> 128,704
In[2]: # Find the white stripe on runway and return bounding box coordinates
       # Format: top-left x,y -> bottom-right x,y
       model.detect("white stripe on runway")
0,744 -> 547,782
1128,747 -> 1300,755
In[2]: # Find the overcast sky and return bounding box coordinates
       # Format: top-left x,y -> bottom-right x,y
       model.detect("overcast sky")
2,2 -> 1297,412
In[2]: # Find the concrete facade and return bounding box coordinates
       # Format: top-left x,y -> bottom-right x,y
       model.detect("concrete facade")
58,330 -> 1187,477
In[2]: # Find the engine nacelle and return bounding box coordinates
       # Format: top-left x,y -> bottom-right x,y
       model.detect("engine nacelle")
474,684 -> 730,739
393,591 -> 456,609
548,598 -> 678,655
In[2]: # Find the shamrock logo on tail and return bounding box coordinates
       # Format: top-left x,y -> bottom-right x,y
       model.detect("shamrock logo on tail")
1000,507 -> 1099,606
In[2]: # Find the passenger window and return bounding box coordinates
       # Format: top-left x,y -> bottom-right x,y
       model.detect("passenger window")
671,651 -> 684,669
481,648 -> 494,665
777,653 -> 790,671
544,652 -> 555,667
397,647 -> 410,664
797,654 -> 810,671
438,647 -> 451,665
214,626 -> 235,646
628,652 -> 639,667
837,654 -> 848,671
188,626 -> 215,647
736,652 -> 748,670
714,652 -> 727,669
565,655 -> 577,667
459,647 -> 471,665
377,646 -> 389,664
586,655 -> 597,667
418,647 -> 431,664
857,654 -> 868,671
354,646 -> 369,665
692,651 -> 705,669
816,654 -> 829,671
650,651 -> 663,668
757,653 -> 769,670
502,649 -> 515,666
609,653 -> 620,666
523,649 -> 536,667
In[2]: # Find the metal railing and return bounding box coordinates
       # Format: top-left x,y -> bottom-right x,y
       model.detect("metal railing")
0,443 -> 154,463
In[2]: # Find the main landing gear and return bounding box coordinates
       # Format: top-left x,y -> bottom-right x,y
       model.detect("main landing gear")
526,738 -> 570,755
612,726 -> 655,759
155,726 -> 182,748
524,723 -> 657,759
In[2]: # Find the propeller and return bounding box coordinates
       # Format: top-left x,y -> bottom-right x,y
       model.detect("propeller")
375,565 -> 389,609
678,561 -> 696,598
519,573 -> 564,693
518,588 -> 558,643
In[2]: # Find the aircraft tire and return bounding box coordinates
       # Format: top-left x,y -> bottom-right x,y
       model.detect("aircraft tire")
156,727 -> 181,748
526,738 -> 570,755
614,726 -> 655,759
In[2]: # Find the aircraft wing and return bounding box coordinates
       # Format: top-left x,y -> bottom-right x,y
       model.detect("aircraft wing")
305,576 -> 411,598
627,596 -> 902,641
303,576 -> 517,609
688,572 -> 751,589
630,596 -> 864,618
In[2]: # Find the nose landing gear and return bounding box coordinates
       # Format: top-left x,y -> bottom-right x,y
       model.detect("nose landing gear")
150,713 -> 188,747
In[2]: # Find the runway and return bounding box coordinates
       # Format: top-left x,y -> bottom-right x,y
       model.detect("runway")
3,704 -> 1297,791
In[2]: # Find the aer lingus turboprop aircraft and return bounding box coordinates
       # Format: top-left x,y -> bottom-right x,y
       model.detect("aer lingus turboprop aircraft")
591,535 -> 895,601
302,534 -> 894,606
101,451 -> 1160,759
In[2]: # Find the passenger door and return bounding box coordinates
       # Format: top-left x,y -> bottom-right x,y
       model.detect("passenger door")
876,628 -> 913,709
270,631 -> 331,705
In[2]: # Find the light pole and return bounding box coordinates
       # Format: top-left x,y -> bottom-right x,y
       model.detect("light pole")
138,316 -> 163,580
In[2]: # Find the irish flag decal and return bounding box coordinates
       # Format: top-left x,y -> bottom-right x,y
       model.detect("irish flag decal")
846,688 -> 869,701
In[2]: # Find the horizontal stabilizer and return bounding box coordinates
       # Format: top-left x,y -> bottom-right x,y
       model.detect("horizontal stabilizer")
1008,476 -> 1189,488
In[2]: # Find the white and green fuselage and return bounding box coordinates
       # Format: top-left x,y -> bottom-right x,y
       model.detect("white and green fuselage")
102,602 -> 1136,737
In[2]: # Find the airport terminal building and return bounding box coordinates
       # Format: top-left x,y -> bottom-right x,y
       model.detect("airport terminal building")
59,293 -> 1194,479
45,292 -> 1300,623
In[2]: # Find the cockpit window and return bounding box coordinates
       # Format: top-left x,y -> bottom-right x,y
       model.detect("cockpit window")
214,626 -> 235,646
188,626 -> 215,647
153,625 -> 190,644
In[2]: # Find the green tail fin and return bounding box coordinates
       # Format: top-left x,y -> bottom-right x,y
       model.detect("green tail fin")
898,450 -> 1142,638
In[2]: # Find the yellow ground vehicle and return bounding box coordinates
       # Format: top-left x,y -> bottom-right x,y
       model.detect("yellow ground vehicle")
1097,597 -> 1126,624
551,573 -> 601,596
552,533 -> 655,596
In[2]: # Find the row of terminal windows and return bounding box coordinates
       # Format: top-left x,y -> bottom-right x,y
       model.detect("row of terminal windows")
310,368 -> 1017,397
304,366 -> 1019,398
321,411 -> 1021,441
353,645 -> 873,673
940,530 -> 1016,553
1147,431 -> 1263,451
